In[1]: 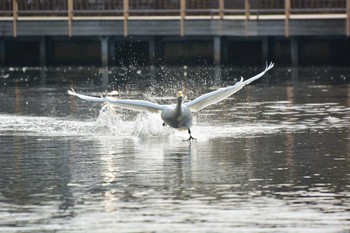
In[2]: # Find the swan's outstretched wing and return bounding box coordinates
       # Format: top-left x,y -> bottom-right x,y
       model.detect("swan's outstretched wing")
186,62 -> 274,112
103,97 -> 166,113
67,89 -> 105,103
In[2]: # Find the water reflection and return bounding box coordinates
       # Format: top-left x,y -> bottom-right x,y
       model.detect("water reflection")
0,66 -> 350,232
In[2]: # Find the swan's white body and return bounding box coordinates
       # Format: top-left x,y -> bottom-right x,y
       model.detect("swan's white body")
68,62 -> 274,139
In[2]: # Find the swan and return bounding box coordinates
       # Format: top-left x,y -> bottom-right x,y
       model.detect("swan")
68,62 -> 274,139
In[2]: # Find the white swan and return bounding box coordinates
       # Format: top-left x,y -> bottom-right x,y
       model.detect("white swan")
68,62 -> 274,139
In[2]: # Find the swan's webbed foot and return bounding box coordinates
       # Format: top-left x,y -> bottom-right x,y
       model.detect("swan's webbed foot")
187,129 -> 196,140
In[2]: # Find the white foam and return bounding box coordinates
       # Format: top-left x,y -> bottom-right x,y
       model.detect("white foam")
0,100 -> 349,139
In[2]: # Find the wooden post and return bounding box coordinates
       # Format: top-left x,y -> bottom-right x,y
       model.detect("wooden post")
244,0 -> 250,36
285,0 -> 291,37
12,0 -> 18,38
245,0 -> 250,20
347,0 -> 350,36
68,0 -> 73,37
124,0 -> 129,37
180,0 -> 185,37
219,0 -> 224,20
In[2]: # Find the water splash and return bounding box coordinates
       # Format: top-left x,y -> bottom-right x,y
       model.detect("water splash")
0,100 -> 349,139
92,104 -> 168,138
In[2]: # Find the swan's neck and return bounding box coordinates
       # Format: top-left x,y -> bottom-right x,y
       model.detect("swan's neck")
175,97 -> 182,116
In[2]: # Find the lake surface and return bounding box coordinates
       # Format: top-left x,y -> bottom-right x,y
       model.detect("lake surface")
0,66 -> 350,232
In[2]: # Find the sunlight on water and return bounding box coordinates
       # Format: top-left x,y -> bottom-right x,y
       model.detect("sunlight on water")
1,66 -> 350,232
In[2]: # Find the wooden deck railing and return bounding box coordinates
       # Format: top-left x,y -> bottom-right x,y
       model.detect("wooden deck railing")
1,0 -> 350,37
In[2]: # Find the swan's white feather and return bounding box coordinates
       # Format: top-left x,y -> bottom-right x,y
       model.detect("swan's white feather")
185,62 -> 274,112
67,89 -> 105,103
103,97 -> 166,113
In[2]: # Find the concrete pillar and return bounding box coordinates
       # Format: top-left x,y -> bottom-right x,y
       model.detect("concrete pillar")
39,37 -> 46,66
100,36 -> 109,66
291,67 -> 299,81
101,67 -> 109,87
0,39 -> 5,66
109,37 -> 116,65
214,36 -> 221,65
45,37 -> 54,66
262,37 -> 269,62
222,37 -> 228,65
155,36 -> 163,65
148,36 -> 156,66
291,37 -> 299,66
40,68 -> 46,86
214,66 -> 221,83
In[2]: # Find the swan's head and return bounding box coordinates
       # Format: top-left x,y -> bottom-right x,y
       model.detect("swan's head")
177,91 -> 183,98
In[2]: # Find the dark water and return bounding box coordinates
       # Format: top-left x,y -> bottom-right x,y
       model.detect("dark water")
0,66 -> 350,232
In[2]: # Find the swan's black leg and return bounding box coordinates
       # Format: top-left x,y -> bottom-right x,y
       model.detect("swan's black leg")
188,129 -> 196,140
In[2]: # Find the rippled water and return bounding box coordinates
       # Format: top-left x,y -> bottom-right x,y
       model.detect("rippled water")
0,66 -> 350,232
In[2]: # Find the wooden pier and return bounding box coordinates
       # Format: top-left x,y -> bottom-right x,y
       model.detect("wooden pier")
1,0 -> 350,66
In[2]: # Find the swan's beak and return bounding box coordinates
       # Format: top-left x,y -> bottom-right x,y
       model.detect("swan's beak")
177,91 -> 183,98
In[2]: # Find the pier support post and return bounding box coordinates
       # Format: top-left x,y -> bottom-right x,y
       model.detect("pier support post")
100,36 -> 109,66
40,68 -> 46,86
262,37 -> 269,62
101,67 -> 109,87
39,36 -> 46,66
149,36 -> 156,66
45,37 -> 54,66
291,37 -> 299,66
0,39 -> 5,66
214,36 -> 221,65
109,37 -> 116,65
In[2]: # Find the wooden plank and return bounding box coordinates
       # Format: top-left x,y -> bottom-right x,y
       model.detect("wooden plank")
2,17 -> 347,37
15,21 -> 71,36
2,14 -> 344,22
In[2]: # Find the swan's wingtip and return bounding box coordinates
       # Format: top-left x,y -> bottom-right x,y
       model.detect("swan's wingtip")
265,61 -> 274,70
67,88 -> 76,96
